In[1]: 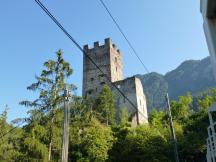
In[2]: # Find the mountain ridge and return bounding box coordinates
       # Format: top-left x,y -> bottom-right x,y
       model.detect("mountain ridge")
137,56 -> 216,112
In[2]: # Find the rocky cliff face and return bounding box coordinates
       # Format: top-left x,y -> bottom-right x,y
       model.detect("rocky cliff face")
137,56 -> 216,112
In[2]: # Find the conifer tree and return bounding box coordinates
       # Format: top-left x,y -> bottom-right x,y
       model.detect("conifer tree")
20,49 -> 75,161
94,85 -> 116,125
0,106 -> 24,161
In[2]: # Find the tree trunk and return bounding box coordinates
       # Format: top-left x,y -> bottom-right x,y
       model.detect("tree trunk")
106,111 -> 109,126
48,138 -> 53,161
48,116 -> 54,161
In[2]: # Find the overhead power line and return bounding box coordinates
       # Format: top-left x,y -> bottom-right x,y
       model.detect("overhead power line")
98,0 -> 150,74
34,0 -> 147,120
0,123 -> 23,139
0,0 -> 148,140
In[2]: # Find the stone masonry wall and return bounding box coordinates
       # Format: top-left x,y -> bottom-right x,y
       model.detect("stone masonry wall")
82,38 -> 148,125
82,38 -> 123,99
112,77 -> 148,126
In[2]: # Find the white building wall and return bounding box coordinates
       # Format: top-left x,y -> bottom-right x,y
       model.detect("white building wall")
201,1 -> 216,161
135,77 -> 148,124
201,0 -> 216,78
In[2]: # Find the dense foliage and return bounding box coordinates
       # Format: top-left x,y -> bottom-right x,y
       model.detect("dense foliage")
1,52 -> 215,161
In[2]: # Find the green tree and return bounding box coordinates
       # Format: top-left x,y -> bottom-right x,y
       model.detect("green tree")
149,93 -> 209,162
198,95 -> 213,110
80,118 -> 114,162
0,107 -> 24,162
0,107 -> 12,161
94,85 -> 116,125
119,107 -> 130,127
179,109 -> 209,162
108,125 -> 131,162
68,97 -> 115,162
20,49 -> 75,161
22,113 -> 49,162
171,93 -> 193,122
68,97 -> 93,161
112,125 -> 171,162
149,109 -> 167,128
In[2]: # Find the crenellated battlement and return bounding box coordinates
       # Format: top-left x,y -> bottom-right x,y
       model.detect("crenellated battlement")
83,38 -> 121,54
83,37 -> 123,99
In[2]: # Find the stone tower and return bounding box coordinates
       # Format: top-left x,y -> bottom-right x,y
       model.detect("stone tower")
82,38 -> 148,125
82,38 -> 123,98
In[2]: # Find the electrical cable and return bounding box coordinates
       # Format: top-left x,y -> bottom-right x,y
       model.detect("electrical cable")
98,0 -> 150,74
34,0 -> 147,120
0,0 -> 148,140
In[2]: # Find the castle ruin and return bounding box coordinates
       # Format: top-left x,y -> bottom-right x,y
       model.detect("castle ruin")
82,38 -> 148,125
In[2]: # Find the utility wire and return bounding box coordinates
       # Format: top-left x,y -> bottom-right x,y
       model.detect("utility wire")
0,123 -> 23,139
100,2 -> 178,158
0,0 -> 148,140
34,0 -> 147,120
98,0 -> 150,74
99,0 -> 156,114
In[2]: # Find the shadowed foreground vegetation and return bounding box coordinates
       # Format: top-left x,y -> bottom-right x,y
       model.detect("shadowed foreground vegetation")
0,50 -> 214,162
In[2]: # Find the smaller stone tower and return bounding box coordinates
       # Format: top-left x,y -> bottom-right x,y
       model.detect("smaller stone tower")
112,77 -> 148,125
82,38 -> 123,98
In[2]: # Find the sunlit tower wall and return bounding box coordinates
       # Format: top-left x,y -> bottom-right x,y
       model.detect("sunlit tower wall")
82,38 -> 148,125
112,76 -> 148,125
82,38 -> 123,99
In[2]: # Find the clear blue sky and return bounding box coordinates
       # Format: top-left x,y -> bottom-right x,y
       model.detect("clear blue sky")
0,0 -> 209,121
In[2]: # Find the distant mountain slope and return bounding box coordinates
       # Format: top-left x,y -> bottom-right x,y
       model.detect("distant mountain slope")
138,56 -> 216,112
165,57 -> 215,99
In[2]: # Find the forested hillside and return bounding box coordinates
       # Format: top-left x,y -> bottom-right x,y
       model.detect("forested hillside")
0,51 -> 214,162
